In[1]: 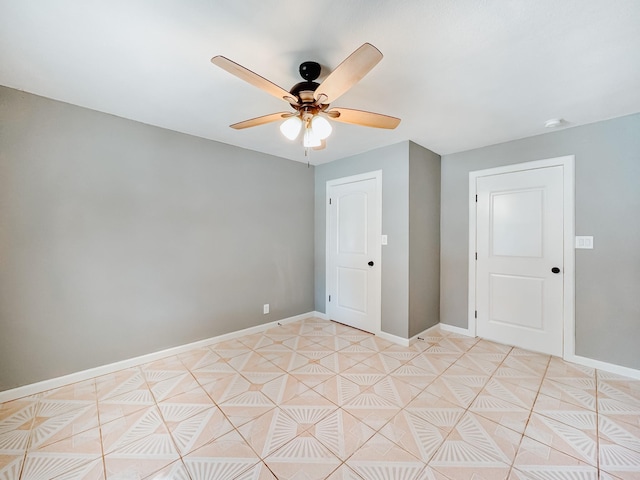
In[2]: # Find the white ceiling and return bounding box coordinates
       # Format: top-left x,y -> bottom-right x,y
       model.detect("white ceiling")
1,1 -> 639,165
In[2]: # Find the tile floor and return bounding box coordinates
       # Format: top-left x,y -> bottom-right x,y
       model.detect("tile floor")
1,317 -> 640,479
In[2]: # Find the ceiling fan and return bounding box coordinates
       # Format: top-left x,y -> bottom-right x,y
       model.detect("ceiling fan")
211,43 -> 401,152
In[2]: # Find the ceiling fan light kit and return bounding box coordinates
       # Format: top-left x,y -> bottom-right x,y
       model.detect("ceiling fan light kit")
211,43 -> 400,155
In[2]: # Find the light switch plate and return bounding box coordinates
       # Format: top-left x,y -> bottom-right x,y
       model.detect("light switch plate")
575,236 -> 594,249
381,235 -> 388,245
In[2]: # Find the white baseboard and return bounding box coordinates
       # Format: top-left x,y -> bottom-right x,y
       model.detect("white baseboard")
312,311 -> 329,321
438,323 -> 474,337
408,324 -> 441,345
0,311 -> 318,403
564,353 -> 640,380
376,330 -> 409,347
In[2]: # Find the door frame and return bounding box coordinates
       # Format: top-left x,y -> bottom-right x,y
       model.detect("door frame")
326,170 -> 382,335
468,156 -> 575,359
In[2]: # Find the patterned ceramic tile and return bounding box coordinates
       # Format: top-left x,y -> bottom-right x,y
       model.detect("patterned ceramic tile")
470,392 -> 532,434
21,451 -> 101,480
142,459 -> 191,480
405,391 -> 465,433
217,390 -> 276,429
97,386 -> 155,425
379,410 -> 447,463
238,407 -> 304,458
599,437 -> 640,480
279,389 -> 338,428
164,406 -> 234,456
481,378 -> 538,411
415,465 -> 454,480
538,377 -> 597,411
360,352 -> 403,374
104,428 -> 180,480
311,409 -> 376,461
597,371 -> 640,399
178,347 -> 222,370
450,412 -> 521,464
264,431 -> 341,479
0,454 -> 25,480
157,385 -> 215,422
39,380 -> 96,404
233,461 -> 278,480
390,364 -> 437,390
453,352 -> 505,375
599,414 -> 640,454
324,464 -> 365,480
469,339 -> 512,355
95,368 -> 146,401
598,380 -> 640,428
493,364 -> 545,392
524,412 -> 598,466
100,406 -> 165,454
29,401 -> 99,450
5,317 -> 640,480
141,356 -> 190,383
190,358 -> 237,385
424,377 -> 482,409
507,347 -> 550,366
345,432 -> 426,480
370,376 -> 423,409
0,400 -> 38,454
51,457 -> 104,479
407,353 -> 460,375
182,429 -> 260,480
532,393 -> 597,431
147,372 -> 202,403
341,386 -> 402,430
379,347 -> 421,363
312,375 -> 365,407
512,436 -> 598,479
262,351 -> 312,371
546,357 -> 595,381
289,361 -> 336,388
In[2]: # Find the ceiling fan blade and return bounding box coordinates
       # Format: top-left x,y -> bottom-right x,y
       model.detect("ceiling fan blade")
230,112 -> 292,130
326,108 -> 401,129
314,43 -> 383,104
211,56 -> 296,104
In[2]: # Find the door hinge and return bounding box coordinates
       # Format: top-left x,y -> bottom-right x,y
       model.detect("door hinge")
475,310 -> 477,319
329,198 -> 332,205
328,295 -> 331,302
475,252 -> 477,260
475,194 -> 478,202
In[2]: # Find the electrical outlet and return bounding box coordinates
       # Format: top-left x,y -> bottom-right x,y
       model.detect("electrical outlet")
263,304 -> 269,314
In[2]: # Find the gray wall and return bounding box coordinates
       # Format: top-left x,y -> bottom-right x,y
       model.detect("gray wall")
0,86 -> 315,391
315,142 -> 410,338
440,113 -> 640,369
408,142 -> 441,337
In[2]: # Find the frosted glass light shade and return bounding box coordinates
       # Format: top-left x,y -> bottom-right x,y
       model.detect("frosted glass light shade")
303,128 -> 321,147
311,115 -> 332,139
280,116 -> 302,140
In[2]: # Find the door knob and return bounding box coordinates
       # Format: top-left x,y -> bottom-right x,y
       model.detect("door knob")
551,267 -> 561,274
368,261 -> 374,267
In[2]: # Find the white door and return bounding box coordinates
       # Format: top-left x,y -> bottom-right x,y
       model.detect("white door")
476,166 -> 564,356
326,173 -> 381,334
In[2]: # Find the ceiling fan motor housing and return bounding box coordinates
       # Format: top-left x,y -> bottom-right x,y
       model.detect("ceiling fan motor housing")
299,61 -> 321,81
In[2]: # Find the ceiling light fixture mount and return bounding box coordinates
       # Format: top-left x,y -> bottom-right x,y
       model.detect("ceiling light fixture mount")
544,118 -> 565,128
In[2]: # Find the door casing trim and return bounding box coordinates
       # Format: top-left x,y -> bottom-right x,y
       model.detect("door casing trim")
468,156 -> 575,360
326,170 -> 382,335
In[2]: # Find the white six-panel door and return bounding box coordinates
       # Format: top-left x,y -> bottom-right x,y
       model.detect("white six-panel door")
326,172 -> 381,334
476,166 -> 564,356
